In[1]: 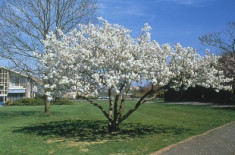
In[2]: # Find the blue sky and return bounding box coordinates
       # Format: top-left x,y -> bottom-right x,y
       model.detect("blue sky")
98,0 -> 235,55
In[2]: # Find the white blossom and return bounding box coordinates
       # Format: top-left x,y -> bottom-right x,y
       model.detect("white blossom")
40,17 -> 233,97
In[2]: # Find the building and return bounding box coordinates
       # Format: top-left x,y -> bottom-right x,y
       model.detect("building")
0,66 -> 42,104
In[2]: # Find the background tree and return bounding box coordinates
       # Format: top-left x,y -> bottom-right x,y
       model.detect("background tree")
199,22 -> 235,103
199,22 -> 235,55
218,55 -> 235,103
0,0 -> 99,114
41,18 -> 232,132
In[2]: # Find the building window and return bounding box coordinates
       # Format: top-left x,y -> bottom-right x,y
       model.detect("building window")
0,68 -> 8,95
10,74 -> 26,87
8,93 -> 25,101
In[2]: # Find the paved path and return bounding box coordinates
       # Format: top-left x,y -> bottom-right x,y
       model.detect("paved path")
152,121 -> 235,155
164,102 -> 235,108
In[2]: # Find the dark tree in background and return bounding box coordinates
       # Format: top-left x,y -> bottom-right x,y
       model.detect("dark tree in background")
199,22 -> 235,55
199,22 -> 235,103
0,0 -> 99,114
218,55 -> 235,103
166,22 -> 235,104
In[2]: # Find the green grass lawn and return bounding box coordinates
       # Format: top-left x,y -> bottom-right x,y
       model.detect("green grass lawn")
0,101 -> 235,154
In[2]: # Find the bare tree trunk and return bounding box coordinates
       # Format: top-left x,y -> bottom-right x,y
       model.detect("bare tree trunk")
44,94 -> 50,114
108,120 -> 118,132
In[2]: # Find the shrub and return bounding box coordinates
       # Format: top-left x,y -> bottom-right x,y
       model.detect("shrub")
4,97 -> 74,106
33,98 -> 45,105
5,98 -> 44,106
51,98 -> 74,105
4,100 -> 13,106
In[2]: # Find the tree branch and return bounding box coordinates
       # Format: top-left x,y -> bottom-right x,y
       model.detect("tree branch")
117,82 -> 130,121
108,88 -> 113,120
118,85 -> 168,124
113,84 -> 125,123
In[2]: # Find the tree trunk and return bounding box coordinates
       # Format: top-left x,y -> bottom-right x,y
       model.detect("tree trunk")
44,95 -> 50,114
108,120 -> 118,133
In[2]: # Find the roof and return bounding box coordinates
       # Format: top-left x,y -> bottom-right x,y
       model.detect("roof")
29,76 -> 43,85
0,66 -> 28,77
0,66 -> 43,85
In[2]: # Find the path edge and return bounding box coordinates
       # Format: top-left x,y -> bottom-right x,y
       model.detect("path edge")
151,121 -> 235,155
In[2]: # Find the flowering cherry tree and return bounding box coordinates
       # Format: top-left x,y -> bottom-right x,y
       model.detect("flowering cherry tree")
41,18 -> 232,132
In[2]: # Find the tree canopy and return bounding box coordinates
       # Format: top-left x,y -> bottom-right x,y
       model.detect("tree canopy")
41,18 -> 233,132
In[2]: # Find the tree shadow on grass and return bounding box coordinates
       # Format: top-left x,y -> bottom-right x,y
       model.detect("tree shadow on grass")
13,120 -> 190,141
0,111 -> 40,118
212,107 -> 235,112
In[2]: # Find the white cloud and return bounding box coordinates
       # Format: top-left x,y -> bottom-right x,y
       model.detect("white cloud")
167,0 -> 195,5
99,0 -> 153,18
99,0 -> 216,21
165,0 -> 216,6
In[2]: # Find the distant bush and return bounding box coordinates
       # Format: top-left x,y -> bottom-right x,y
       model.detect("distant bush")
4,97 -> 75,106
33,98 -> 45,105
51,98 -> 74,105
3,100 -> 13,106
5,98 -> 44,106
165,86 -> 235,104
